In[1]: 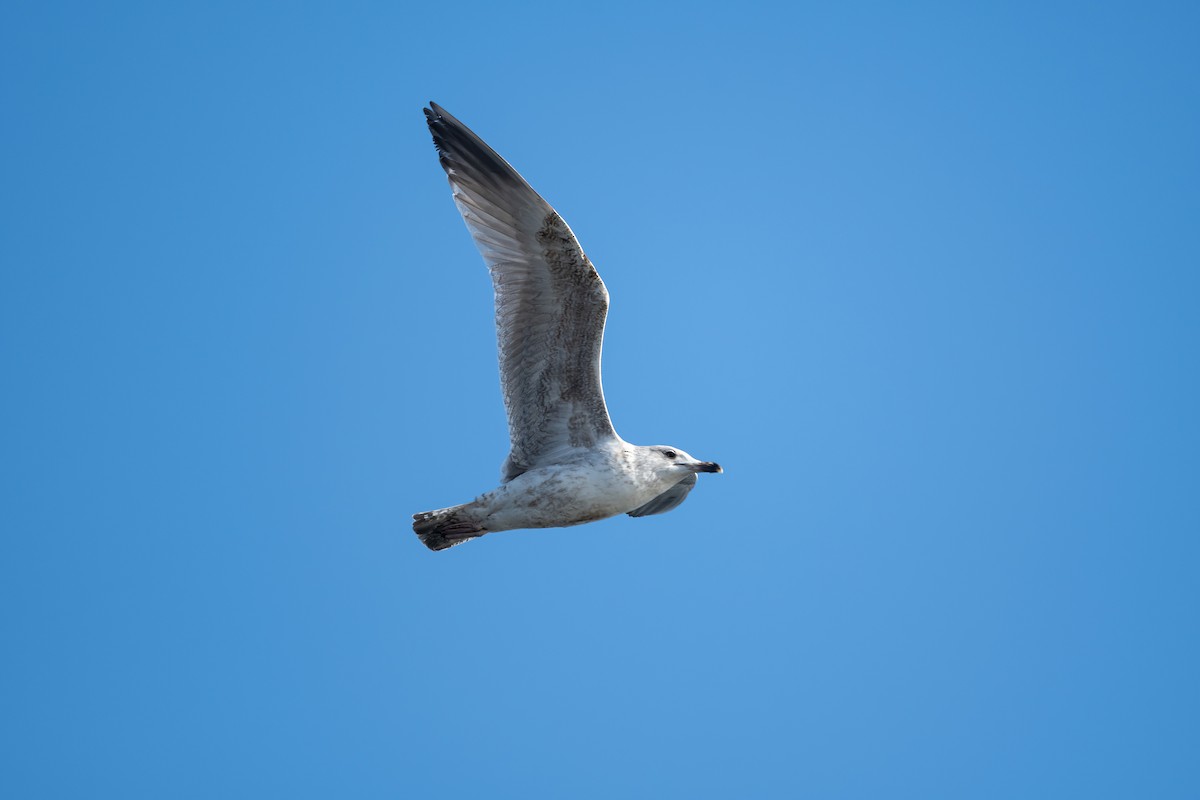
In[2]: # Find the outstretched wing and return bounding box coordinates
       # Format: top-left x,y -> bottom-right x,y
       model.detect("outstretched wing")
627,474 -> 698,517
424,103 -> 617,482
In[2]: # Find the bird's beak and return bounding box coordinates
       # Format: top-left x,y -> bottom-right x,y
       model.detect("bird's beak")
692,461 -> 723,474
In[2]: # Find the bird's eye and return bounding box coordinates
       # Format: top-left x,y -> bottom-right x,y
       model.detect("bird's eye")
663,450 -> 677,459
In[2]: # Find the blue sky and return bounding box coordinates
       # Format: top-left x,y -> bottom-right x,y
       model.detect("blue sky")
3,1 -> 1198,797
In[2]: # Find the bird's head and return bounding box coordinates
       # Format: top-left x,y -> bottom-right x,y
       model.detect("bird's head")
645,445 -> 722,477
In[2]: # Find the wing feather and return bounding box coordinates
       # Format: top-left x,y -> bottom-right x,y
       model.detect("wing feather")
424,103 -> 617,480
627,474 -> 698,517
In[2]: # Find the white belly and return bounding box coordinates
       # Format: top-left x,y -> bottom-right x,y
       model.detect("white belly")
471,461 -> 659,533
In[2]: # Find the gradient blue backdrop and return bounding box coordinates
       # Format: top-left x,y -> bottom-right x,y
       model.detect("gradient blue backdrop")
3,1 -> 1198,797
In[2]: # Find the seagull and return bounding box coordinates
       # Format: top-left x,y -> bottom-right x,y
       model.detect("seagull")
413,103 -> 721,551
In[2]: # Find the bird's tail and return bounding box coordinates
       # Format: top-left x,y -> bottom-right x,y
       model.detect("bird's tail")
412,504 -> 488,551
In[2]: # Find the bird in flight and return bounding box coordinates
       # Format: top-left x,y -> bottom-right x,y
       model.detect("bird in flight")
414,103 -> 721,551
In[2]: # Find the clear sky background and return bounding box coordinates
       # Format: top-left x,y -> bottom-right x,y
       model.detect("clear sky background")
3,1 -> 1198,797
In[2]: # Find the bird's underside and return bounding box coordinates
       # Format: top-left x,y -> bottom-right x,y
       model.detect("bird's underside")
413,102 -> 721,551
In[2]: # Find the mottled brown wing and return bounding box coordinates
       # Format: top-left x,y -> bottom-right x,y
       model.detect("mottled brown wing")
424,103 -> 617,481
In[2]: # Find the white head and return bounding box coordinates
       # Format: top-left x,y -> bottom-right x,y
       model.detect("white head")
635,444 -> 722,483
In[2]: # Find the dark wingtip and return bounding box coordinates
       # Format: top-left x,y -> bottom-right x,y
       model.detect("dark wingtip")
420,102 -> 535,193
